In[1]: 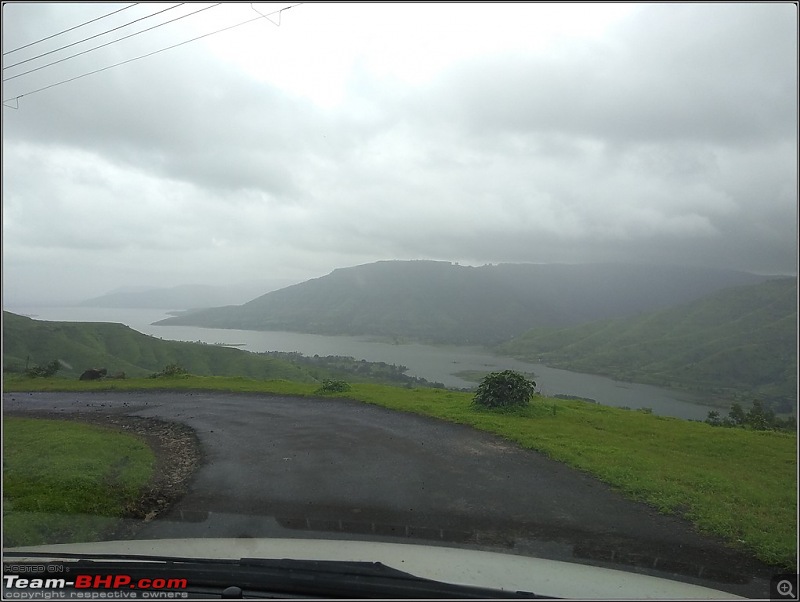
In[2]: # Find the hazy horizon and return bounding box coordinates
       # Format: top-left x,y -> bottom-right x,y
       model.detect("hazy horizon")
4,258 -> 794,312
3,257 -> 798,309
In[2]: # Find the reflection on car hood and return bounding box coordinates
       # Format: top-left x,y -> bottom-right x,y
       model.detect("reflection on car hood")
6,537 -> 743,599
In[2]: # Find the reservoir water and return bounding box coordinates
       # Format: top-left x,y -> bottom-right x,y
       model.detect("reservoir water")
6,306 -> 721,421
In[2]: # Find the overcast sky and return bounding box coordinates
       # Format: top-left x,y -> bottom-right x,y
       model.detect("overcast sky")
2,2 -> 797,306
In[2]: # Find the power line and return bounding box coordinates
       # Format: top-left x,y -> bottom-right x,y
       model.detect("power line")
3,3 -> 140,56
4,3 -> 223,83
3,3 -> 303,109
3,3 -> 186,71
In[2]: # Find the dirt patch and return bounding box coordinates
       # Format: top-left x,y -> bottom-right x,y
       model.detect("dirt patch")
5,410 -> 203,539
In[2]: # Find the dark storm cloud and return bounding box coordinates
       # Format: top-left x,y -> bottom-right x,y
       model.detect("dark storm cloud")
2,2 -> 796,305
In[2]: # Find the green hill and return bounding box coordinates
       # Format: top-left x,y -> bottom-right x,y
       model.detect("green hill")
2,312 -> 315,382
155,261 -> 768,345
495,278 -> 798,408
2,312 -> 445,388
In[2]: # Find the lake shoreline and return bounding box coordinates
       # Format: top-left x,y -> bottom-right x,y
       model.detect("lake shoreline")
4,306 -> 724,421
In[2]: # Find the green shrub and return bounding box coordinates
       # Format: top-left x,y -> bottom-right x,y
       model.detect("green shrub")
316,379 -> 352,394
25,359 -> 61,378
473,370 -> 536,409
149,363 -> 189,378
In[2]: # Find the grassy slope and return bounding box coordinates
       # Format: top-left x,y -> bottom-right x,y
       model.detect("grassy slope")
2,311 -> 316,382
496,278 -> 798,405
3,313 -> 445,389
4,376 -> 796,569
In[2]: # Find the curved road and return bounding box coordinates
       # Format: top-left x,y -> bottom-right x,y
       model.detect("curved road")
3,390 -> 779,597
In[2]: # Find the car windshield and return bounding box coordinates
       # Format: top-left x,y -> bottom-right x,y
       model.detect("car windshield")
2,2 -> 797,600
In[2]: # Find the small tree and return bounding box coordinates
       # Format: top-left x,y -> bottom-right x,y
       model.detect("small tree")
728,402 -> 746,426
473,370 -> 536,409
745,400 -> 775,431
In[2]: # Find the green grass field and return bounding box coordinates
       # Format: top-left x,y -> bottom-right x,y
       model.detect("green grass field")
3,417 -> 155,547
3,375 -> 797,569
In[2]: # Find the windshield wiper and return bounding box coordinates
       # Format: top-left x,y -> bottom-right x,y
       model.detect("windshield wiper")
3,552 -> 553,598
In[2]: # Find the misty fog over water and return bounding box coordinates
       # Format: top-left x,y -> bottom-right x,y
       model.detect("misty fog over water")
7,306 -> 724,421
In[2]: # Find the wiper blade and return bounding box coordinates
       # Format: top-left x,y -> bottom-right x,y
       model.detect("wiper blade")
237,558 -> 549,598
3,553 -> 553,599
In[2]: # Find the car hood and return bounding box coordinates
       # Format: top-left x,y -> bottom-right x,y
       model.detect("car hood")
5,537 -> 743,599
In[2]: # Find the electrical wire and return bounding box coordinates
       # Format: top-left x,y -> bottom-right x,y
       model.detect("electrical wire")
3,3 -> 186,71
3,3 -> 222,83
3,3 -> 140,56
2,3 -> 303,109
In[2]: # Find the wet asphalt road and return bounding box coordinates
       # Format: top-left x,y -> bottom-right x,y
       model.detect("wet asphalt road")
3,390 -> 780,597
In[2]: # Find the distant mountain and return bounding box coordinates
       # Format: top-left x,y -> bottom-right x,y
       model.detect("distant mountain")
496,278 -> 797,408
79,279 -> 298,310
154,260 -> 770,345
